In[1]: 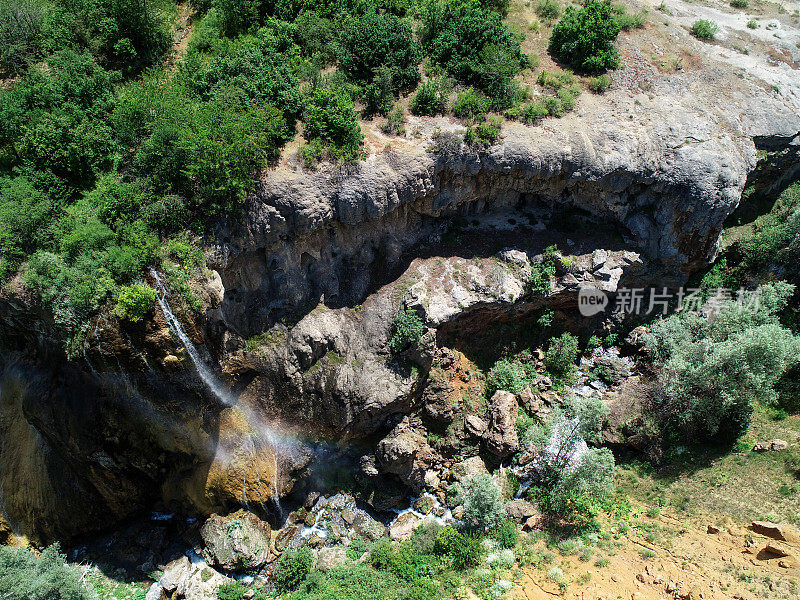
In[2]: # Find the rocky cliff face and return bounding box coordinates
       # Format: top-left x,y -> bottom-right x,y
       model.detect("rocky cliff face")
1,46 -> 799,543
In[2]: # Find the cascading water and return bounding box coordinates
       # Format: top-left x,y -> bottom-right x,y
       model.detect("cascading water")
149,269 -> 284,520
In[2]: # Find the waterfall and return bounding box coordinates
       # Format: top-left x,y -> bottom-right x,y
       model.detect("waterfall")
149,269 -> 283,520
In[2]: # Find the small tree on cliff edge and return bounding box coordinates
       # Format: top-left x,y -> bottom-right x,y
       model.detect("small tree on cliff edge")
548,0 -> 621,73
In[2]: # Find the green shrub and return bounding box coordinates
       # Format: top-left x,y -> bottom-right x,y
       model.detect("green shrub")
434,526 -> 482,569
690,19 -> 718,40
0,544 -> 95,600
410,77 -> 449,116
389,307 -> 425,352
589,74 -> 611,93
548,0 -> 621,73
303,86 -> 364,161
217,581 -> 246,600
474,116 -> 502,146
544,332 -> 579,375
460,473 -> 506,531
213,0 -> 259,36
485,359 -> 525,396
74,0 -> 172,72
452,87 -> 491,122
0,0 -> 46,74
422,0 -> 527,103
381,104 -> 406,135
0,177 -> 54,279
520,100 -> 546,124
612,4 -> 646,30
338,12 -> 419,92
370,539 -> 438,582
747,19 -> 758,29
190,44 -> 303,123
114,283 -> 155,322
276,548 -> 313,592
536,0 -> 561,20
730,0 -> 748,8
491,519 -> 519,549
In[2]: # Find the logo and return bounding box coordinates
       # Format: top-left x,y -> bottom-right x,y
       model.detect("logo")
578,286 -> 608,317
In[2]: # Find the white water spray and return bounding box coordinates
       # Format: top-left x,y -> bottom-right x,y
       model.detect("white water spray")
150,269 -> 283,520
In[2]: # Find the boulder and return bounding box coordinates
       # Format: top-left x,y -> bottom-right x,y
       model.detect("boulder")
200,511 -> 272,572
752,439 -> 789,452
389,512 -> 424,541
505,500 -> 540,523
451,456 -> 488,481
148,556 -> 231,600
376,417 -> 436,491
764,542 -> 792,557
465,415 -> 488,437
484,391 -> 519,458
751,521 -> 797,542
315,546 -> 348,572
413,496 -> 436,515
274,526 -> 298,553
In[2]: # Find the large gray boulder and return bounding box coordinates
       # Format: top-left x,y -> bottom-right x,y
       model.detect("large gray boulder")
484,391 -> 520,458
200,511 -> 272,572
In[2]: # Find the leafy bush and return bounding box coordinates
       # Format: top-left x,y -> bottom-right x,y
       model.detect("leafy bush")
690,19 -> 718,40
536,0 -> 561,20
589,74 -> 611,93
459,474 -> 506,531
612,3 -> 646,30
0,0 -> 46,74
490,519 -> 519,549
642,282 -> 800,444
452,87 -> 491,122
0,544 -> 95,600
474,116 -> 502,146
524,411 -> 616,522
73,0 -> 172,72
115,283 -> 155,322
410,77 -> 449,116
434,526 -> 482,569
303,86 -> 364,160
217,581 -> 246,600
422,0 -> 528,103
188,44 -> 302,123
730,0 -> 748,8
338,12 -> 419,92
276,548 -> 313,592
389,307 -> 425,352
548,0 -> 621,73
747,19 -> 758,29
544,332 -> 579,375
485,359 -> 525,396
0,177 -> 54,279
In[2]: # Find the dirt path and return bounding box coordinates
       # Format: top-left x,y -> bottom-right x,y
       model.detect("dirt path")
516,510 -> 800,600
167,2 -> 195,75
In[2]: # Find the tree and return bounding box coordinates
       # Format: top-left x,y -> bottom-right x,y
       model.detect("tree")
544,332 -> 579,375
421,0 -> 527,102
548,0 -> 621,73
303,86 -> 363,160
643,282 -> 800,444
338,12 -> 419,92
459,474 -> 505,531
